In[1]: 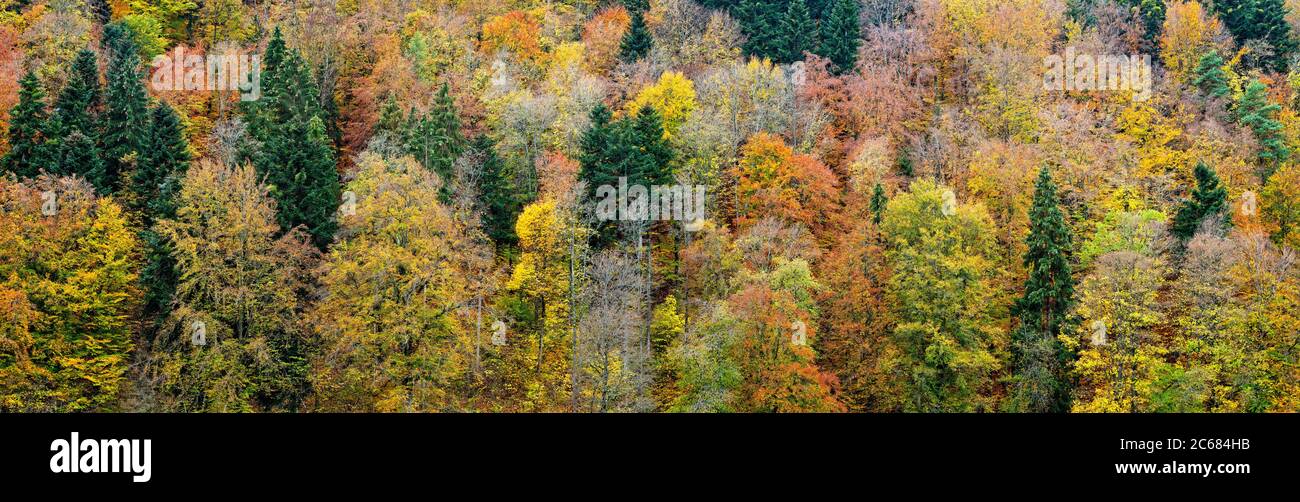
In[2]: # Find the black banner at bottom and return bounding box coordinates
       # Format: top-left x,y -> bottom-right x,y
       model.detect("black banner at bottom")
0,413 -> 1288,493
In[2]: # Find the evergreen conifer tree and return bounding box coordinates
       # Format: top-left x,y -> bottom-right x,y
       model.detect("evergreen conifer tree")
818,0 -> 862,73
252,44 -> 340,250
870,182 -> 887,227
52,49 -> 101,138
620,10 -> 653,63
1212,0 -> 1296,72
1236,79 -> 1289,180
133,103 -> 192,221
101,24 -> 150,193
735,0 -> 785,58
404,83 -> 464,197
57,129 -> 105,182
473,135 -> 520,247
1009,167 -> 1076,412
1193,50 -> 1229,99
2,70 -> 52,179
777,0 -> 817,64
1171,161 -> 1230,240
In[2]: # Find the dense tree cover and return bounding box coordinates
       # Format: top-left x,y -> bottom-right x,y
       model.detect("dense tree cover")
0,176 -> 137,411
2,0 -> 1300,413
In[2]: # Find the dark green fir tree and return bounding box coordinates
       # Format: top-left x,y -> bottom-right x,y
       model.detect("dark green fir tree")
1193,50 -> 1229,100
101,24 -> 150,193
620,10 -> 652,63
777,0 -> 817,64
473,134 -> 520,248
1236,79 -> 1289,180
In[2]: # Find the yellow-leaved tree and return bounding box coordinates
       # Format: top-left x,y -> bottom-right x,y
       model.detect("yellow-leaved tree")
0,175 -> 137,412
310,153 -> 479,412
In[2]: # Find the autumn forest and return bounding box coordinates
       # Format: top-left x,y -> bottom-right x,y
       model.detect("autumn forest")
1,0 -> 1299,413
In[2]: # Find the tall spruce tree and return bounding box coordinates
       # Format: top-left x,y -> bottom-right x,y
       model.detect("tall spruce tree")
374,94 -> 404,138
134,103 -> 192,321
48,50 -> 105,183
578,104 -> 673,246
101,24 -> 150,193
56,130 -> 105,180
1212,0 -> 1296,72
870,182 -> 887,227
1009,167 -> 1075,412
620,10 -> 653,63
262,113 -> 339,250
243,27 -> 288,144
52,49 -> 101,138
404,82 -> 464,201
473,134 -> 520,247
777,0 -> 817,64
1171,161 -> 1230,240
630,105 -> 673,185
578,104 -> 616,192
1193,50 -> 1230,99
1236,79 -> 1289,180
734,0 -> 785,58
819,0 -> 862,73
2,70 -> 52,179
252,41 -> 340,250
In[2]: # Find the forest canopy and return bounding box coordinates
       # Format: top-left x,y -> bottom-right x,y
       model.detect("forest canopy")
2,0 -> 1300,413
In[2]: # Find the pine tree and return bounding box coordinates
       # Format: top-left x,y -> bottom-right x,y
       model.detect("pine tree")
1,70 -> 52,179
243,27 -> 288,144
139,230 -> 179,325
404,82 -> 464,201
52,49 -> 101,138
56,129 -> 105,182
130,103 -> 192,322
819,0 -> 862,73
630,105 -> 673,185
252,44 -> 340,250
578,104 -> 616,193
734,0 -> 785,58
101,25 -> 150,194
896,148 -> 914,177
1009,167 -> 1075,412
620,10 -> 652,63
577,104 -> 616,247
374,94 -> 404,138
264,27 -> 288,75
100,22 -> 131,57
472,135 -> 520,247
263,115 -> 339,250
1236,79 -> 1289,180
133,103 -> 192,222
1120,0 -> 1166,48
1193,50 -> 1229,99
578,104 -> 674,246
777,0 -> 817,64
1171,161 -> 1229,240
